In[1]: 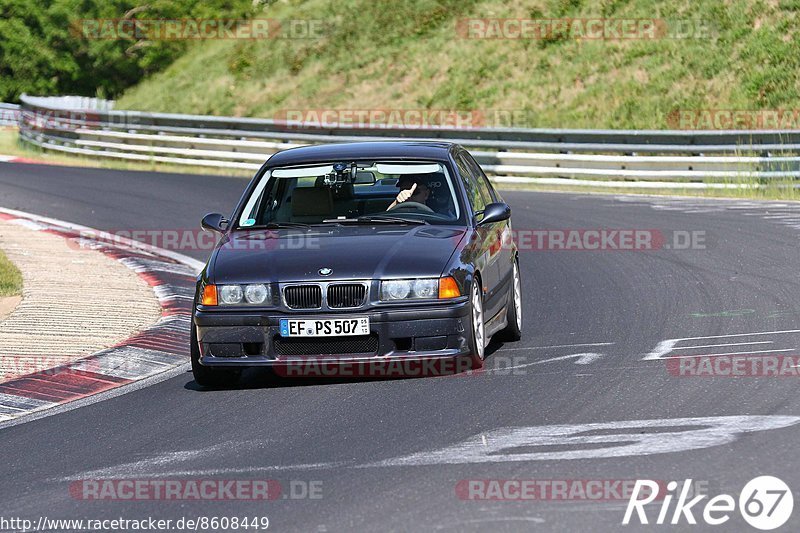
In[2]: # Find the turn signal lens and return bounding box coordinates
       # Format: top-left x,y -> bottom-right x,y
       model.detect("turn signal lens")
438,276 -> 461,299
201,284 -> 218,306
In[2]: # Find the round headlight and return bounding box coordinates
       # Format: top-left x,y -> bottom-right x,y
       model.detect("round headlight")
245,284 -> 269,304
381,280 -> 412,300
413,279 -> 438,299
219,285 -> 244,305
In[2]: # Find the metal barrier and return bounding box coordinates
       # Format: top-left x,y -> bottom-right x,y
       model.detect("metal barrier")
0,103 -> 19,127
12,95 -> 800,184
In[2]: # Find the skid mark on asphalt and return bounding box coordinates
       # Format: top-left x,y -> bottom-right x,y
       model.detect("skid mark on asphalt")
59,442 -> 268,480
612,196 -> 800,233
60,462 -> 353,480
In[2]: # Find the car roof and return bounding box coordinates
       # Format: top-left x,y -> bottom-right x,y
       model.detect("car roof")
264,141 -> 458,168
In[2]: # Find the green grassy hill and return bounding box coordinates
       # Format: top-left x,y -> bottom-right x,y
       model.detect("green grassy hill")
112,0 -> 800,129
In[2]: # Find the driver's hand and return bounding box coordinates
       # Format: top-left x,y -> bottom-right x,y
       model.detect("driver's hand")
394,183 -> 416,204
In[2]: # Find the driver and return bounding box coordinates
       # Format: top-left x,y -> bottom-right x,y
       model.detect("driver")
387,175 -> 431,211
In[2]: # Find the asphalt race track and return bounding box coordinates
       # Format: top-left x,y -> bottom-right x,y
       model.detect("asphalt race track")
4,162 -> 800,531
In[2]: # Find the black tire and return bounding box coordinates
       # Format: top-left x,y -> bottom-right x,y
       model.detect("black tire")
190,320 -> 241,388
468,278 -> 486,369
498,259 -> 523,342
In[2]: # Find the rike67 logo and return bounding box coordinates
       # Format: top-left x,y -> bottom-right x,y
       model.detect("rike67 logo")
623,476 -> 793,530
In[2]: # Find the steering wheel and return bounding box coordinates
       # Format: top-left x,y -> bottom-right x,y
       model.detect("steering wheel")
388,201 -> 434,214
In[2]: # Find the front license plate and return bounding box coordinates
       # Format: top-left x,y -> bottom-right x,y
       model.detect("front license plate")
279,317 -> 370,337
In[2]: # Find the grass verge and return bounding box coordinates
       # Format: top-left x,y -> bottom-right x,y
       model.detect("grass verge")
0,248 -> 22,297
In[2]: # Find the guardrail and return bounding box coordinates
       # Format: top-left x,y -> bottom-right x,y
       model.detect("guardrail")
13,95 -> 800,186
0,103 -> 19,127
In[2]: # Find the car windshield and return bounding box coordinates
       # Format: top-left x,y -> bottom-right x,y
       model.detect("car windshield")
237,161 -> 462,227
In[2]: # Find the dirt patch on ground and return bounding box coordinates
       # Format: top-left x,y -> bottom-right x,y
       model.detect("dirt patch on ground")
0,295 -> 20,321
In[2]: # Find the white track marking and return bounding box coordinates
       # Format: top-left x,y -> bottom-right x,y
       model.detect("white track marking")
80,348 -> 180,379
366,416 -> 800,466
662,348 -> 796,359
153,284 -> 195,301
486,353 -> 604,374
0,393 -> 58,414
497,342 -> 613,352
672,329 -> 800,341
644,330 -> 800,360
671,341 -> 773,350
8,218 -> 48,231
119,257 -> 198,276
615,197 -> 800,239
644,340 -> 679,360
433,517 -> 547,529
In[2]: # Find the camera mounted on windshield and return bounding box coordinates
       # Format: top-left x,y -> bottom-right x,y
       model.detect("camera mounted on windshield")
322,162 -> 357,190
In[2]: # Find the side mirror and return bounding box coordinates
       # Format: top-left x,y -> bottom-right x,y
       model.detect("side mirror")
476,202 -> 511,226
201,213 -> 228,233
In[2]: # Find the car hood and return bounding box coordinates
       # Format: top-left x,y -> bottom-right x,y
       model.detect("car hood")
210,225 -> 466,283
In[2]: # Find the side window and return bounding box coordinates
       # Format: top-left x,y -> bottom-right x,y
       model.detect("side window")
455,153 -> 486,212
463,152 -> 495,204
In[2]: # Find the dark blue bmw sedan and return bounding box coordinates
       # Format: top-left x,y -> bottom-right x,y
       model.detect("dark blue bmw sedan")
191,141 -> 522,386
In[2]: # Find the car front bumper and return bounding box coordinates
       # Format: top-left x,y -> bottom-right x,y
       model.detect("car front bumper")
193,298 -> 473,373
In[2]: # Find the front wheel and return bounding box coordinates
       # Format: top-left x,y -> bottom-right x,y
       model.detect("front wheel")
468,279 -> 486,369
190,320 -> 241,388
498,259 -> 523,342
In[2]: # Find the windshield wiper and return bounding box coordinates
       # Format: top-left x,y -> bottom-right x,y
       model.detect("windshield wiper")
324,215 -> 429,225
245,222 -> 312,229
361,215 -> 428,225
